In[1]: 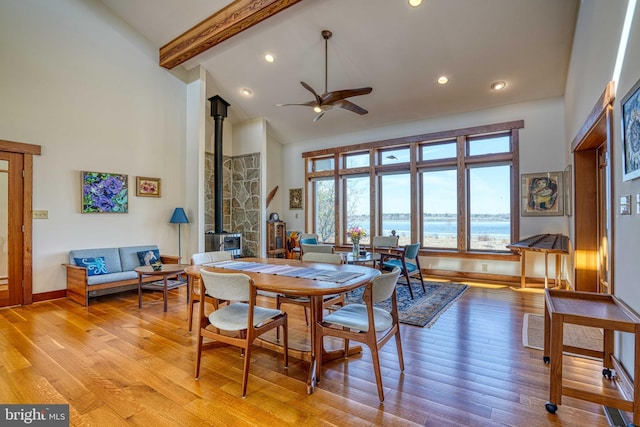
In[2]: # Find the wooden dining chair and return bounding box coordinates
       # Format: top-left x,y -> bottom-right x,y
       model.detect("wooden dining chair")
187,251 -> 232,332
315,267 -> 403,402
195,270 -> 288,397
380,242 -> 425,299
276,251 -> 344,333
371,235 -> 399,268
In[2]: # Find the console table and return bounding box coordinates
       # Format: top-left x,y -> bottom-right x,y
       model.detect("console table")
507,233 -> 569,288
543,289 -> 640,425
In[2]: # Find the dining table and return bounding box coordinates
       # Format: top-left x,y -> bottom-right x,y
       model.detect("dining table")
184,257 -> 381,394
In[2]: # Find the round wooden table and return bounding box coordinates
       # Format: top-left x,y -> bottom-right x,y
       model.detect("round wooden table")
136,264 -> 190,312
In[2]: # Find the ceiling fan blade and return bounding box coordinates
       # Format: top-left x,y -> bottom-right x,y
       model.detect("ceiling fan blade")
321,87 -> 373,105
275,101 -> 317,107
300,81 -> 322,105
313,111 -> 325,122
335,99 -> 368,115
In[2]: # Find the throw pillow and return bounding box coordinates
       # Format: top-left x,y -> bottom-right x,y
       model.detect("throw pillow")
137,249 -> 161,266
299,237 -> 318,245
74,257 -> 109,276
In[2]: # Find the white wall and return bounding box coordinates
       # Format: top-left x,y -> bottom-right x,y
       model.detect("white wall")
282,97 -> 569,277
0,0 -> 189,293
565,0 -> 640,377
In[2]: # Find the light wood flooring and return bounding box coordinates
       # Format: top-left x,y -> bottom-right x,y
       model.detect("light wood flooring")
0,282 -> 620,426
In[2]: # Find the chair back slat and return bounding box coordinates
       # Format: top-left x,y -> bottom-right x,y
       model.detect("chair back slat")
371,267 -> 401,303
300,243 -> 334,254
200,270 -> 251,301
301,252 -> 342,264
191,251 -> 232,265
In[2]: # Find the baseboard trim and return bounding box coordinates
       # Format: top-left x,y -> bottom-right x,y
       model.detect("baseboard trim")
32,289 -> 67,303
605,355 -> 632,426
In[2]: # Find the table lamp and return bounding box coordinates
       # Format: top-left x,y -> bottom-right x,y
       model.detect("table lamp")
169,207 -> 189,258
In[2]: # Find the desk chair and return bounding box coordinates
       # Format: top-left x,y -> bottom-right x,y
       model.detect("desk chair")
195,270 -> 288,397
315,267 -> 403,402
380,242 -> 425,299
276,251 -> 344,335
188,251 -> 232,332
371,235 -> 399,268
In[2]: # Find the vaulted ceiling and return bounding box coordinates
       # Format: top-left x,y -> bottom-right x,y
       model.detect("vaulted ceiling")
99,0 -> 579,144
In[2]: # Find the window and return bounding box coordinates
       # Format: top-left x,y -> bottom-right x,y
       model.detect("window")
422,169 -> 457,249
381,174 -> 411,246
421,141 -> 456,161
344,153 -> 369,168
313,179 -> 335,243
303,121 -> 521,253
468,165 -> 511,250
344,176 -> 370,244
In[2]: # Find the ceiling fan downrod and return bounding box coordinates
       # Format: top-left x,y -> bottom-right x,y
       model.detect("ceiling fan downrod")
322,30 -> 332,94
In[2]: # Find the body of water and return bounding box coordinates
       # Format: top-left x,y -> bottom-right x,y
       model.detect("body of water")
381,220 -> 510,238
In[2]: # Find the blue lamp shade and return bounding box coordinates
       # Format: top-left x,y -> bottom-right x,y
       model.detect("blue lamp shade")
170,207 -> 189,224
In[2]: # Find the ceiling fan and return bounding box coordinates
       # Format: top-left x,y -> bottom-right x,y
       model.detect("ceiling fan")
276,30 -> 372,122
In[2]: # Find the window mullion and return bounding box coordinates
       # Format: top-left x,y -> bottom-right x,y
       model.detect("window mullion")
456,135 -> 467,251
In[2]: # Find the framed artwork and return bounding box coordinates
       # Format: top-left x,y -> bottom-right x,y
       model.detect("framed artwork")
521,171 -> 563,216
81,171 -> 128,213
622,76 -> 640,181
136,176 -> 161,197
289,188 -> 303,209
564,165 -> 572,216
620,195 -> 631,215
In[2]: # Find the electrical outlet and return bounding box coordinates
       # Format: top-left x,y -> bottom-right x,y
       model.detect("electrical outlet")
33,210 -> 48,219
481,263 -> 488,272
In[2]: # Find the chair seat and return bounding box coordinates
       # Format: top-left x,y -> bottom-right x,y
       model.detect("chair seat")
383,259 -> 418,272
323,304 -> 393,332
209,303 -> 283,331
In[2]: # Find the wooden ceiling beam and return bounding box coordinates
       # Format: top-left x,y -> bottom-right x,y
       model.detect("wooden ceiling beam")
159,0 -> 303,69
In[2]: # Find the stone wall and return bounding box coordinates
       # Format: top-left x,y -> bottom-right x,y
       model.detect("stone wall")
205,152 -> 260,257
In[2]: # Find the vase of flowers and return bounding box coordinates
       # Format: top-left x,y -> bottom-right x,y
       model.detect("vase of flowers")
347,226 -> 366,257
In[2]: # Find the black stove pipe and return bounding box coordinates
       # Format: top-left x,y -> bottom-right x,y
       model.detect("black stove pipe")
208,95 -> 230,234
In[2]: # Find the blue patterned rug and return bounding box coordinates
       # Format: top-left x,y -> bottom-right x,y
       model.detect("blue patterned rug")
345,280 -> 469,328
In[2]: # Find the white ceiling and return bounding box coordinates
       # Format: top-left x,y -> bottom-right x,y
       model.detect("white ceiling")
99,0 -> 579,144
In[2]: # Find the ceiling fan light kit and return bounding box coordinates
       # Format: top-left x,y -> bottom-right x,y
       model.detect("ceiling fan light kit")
275,29 -> 372,121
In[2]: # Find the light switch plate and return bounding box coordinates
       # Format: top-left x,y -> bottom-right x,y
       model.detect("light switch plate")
33,210 -> 48,219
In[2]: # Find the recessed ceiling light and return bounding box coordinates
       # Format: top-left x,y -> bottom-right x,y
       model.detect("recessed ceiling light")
313,106 -> 322,113
491,81 -> 507,90
409,0 -> 422,7
240,87 -> 253,97
264,53 -> 275,63
437,76 -> 449,85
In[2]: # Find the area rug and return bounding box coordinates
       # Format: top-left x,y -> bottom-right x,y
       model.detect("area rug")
522,313 -> 603,359
345,280 -> 469,328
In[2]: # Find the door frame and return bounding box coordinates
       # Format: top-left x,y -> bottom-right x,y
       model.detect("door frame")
570,82 -> 615,293
0,139 -> 41,305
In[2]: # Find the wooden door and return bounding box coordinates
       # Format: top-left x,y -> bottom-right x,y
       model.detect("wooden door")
0,152 -> 24,306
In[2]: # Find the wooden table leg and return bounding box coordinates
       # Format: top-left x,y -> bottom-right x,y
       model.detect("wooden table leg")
544,252 -> 549,288
520,251 -> 526,288
138,273 -> 143,308
307,295 -> 322,394
549,313 -> 563,406
163,275 -> 168,312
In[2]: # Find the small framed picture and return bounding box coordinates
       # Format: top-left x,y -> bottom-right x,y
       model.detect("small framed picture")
289,188 -> 303,210
521,171 -> 564,216
136,176 -> 161,197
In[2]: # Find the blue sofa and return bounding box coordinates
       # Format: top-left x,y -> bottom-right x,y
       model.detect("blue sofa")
65,244 -> 180,306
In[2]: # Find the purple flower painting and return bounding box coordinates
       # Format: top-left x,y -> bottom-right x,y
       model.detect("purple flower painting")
82,171 -> 128,213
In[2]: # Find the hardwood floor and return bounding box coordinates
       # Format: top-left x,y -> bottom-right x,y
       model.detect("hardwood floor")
0,282 -> 617,426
